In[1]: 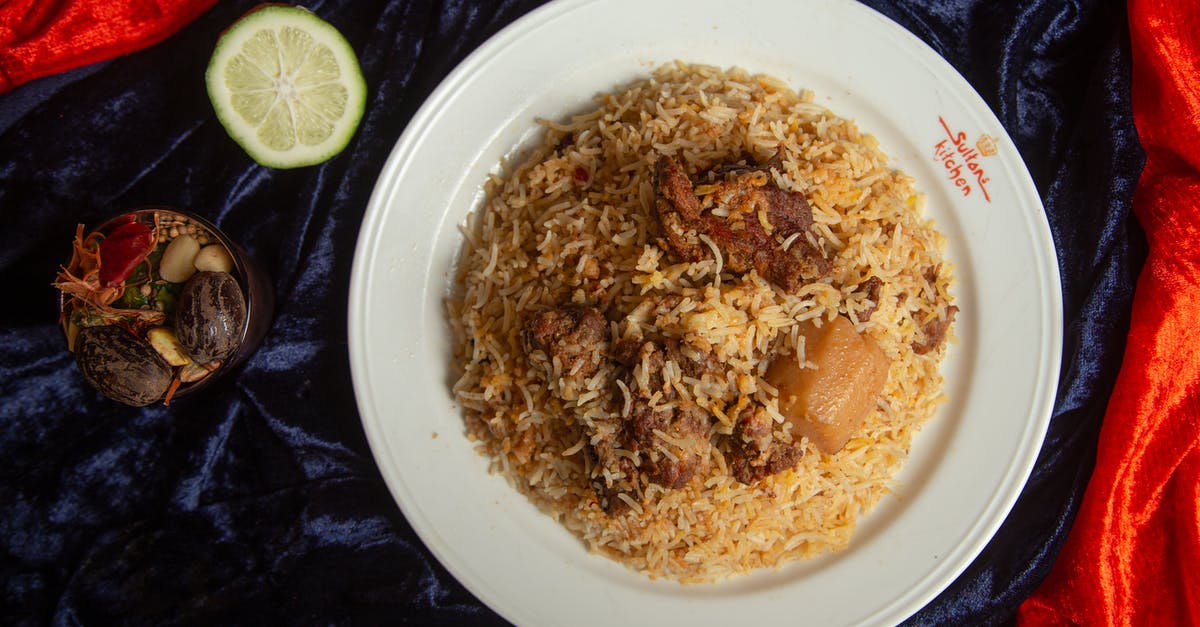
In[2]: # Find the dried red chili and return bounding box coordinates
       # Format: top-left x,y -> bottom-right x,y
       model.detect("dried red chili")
97,220 -> 155,287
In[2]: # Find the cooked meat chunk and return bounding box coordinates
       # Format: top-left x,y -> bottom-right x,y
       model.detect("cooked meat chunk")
615,340 -> 712,489
727,404 -> 804,484
653,154 -> 831,293
609,337 -> 642,365
523,305 -> 607,378
858,276 -> 883,321
613,335 -> 719,380
912,305 -> 958,355
665,337 -> 722,380
654,156 -> 708,262
910,265 -> 954,354
586,439 -> 639,514
923,264 -> 942,285
628,397 -> 709,489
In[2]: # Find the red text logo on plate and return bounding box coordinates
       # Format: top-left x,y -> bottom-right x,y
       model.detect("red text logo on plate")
934,116 -> 998,202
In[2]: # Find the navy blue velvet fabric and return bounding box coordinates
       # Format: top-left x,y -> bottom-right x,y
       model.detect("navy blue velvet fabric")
0,1 -> 1144,624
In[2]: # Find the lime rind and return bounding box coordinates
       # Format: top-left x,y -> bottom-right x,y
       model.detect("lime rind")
206,5 -> 367,169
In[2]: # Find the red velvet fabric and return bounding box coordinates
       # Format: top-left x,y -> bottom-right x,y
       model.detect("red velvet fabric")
0,0 -> 217,93
1020,0 -> 1200,623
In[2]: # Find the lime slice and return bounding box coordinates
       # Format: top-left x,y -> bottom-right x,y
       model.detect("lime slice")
206,5 -> 366,169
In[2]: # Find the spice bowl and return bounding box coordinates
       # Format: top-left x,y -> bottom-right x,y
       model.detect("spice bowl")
56,206 -> 274,406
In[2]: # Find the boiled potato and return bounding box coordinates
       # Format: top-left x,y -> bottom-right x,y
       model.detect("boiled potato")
766,315 -> 890,454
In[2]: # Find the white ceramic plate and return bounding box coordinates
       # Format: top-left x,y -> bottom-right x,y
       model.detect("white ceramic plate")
348,0 -> 1061,624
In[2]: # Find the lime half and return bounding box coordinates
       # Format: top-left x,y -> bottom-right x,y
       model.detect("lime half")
206,5 -> 366,169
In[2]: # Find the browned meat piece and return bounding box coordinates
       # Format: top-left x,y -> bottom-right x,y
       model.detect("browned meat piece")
613,334 -> 719,380
586,439 -> 640,514
654,157 -> 707,262
858,276 -> 884,321
663,337 -> 722,379
628,398 -> 709,489
586,334 -> 721,501
653,155 -> 831,293
923,264 -> 942,285
617,340 -> 712,489
609,337 -> 642,366
912,305 -> 958,355
726,404 -> 804,484
523,305 -> 607,378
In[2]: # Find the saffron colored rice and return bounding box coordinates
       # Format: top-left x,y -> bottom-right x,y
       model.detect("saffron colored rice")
447,62 -> 956,582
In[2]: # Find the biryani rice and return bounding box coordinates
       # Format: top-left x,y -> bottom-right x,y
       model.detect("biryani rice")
448,62 -> 955,582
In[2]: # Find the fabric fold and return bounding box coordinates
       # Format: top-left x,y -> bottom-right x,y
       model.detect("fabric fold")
1019,0 -> 1200,623
0,0 -> 218,93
